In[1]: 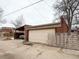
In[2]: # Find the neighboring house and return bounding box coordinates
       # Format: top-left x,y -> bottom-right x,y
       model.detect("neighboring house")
14,25 -> 30,39
24,16 -> 68,45
0,27 -> 15,39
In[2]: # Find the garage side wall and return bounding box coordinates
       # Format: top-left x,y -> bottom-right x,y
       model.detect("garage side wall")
29,29 -> 56,46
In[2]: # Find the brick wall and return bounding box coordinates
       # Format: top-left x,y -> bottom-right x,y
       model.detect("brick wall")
56,16 -> 69,33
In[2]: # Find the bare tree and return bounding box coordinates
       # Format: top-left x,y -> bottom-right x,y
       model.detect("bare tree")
54,0 -> 79,34
0,19 -> 7,24
11,15 -> 24,28
0,8 -> 3,20
0,8 -> 6,25
0,8 -> 3,14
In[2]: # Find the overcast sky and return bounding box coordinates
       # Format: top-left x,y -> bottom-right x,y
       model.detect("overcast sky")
0,0 -> 56,27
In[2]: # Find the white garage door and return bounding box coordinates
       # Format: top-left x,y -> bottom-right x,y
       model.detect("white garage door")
29,29 -> 56,45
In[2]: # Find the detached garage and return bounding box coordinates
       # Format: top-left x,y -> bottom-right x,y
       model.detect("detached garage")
25,23 -> 61,46
24,16 -> 68,46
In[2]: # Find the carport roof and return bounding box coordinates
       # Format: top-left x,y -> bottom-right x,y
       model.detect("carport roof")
16,25 -> 31,30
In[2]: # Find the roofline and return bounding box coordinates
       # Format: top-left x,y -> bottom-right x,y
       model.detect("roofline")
25,23 -> 61,30
16,25 -> 31,30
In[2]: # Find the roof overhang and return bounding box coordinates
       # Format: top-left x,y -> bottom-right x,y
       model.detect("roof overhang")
25,23 -> 61,30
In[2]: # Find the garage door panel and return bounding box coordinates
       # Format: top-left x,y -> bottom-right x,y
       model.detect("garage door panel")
29,29 -> 56,45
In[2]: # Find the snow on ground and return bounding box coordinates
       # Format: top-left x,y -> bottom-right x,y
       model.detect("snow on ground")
0,40 -> 79,59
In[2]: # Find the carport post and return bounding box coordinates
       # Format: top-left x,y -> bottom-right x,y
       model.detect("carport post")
24,26 -> 29,42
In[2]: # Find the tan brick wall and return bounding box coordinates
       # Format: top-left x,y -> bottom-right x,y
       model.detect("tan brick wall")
56,32 -> 79,50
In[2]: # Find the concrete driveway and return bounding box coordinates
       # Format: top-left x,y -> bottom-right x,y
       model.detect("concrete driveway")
0,40 -> 79,59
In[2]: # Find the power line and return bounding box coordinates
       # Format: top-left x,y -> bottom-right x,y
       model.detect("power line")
29,0 -> 52,20
3,0 -> 44,17
28,0 -> 49,20
44,1 -> 51,7
34,7 -> 50,20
